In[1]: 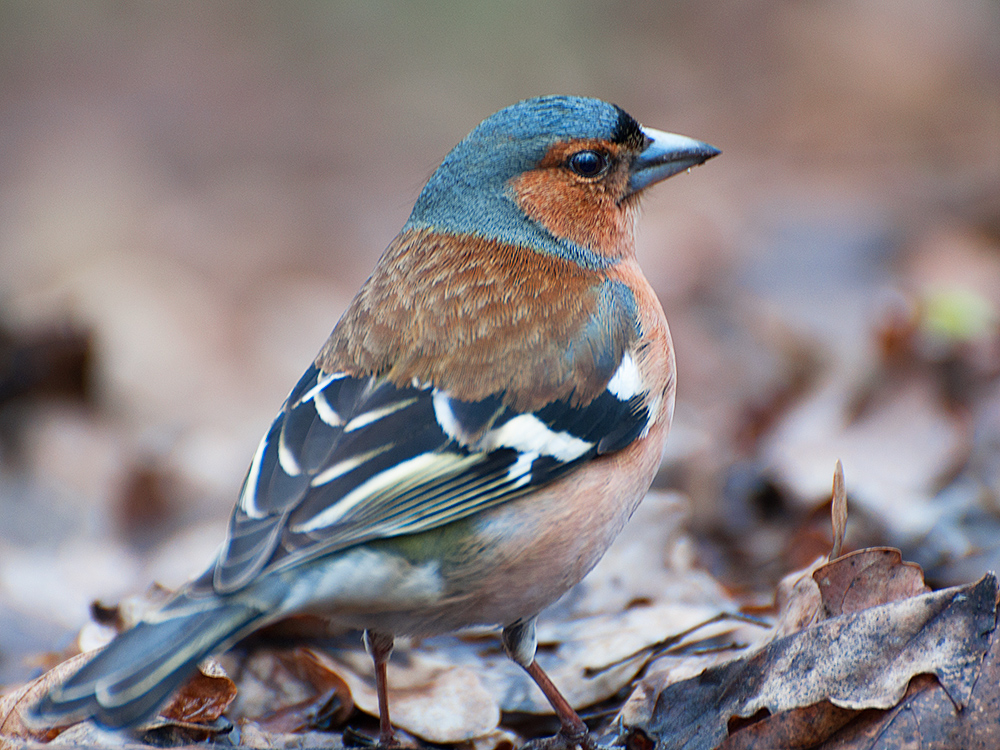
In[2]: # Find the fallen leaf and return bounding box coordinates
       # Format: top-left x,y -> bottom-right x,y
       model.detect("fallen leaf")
0,651 -> 93,744
721,617 -> 1000,750
462,726 -> 523,750
251,648 -> 353,732
334,646 -> 500,744
237,721 -> 346,749
159,659 -> 236,724
626,573 -> 997,750
815,625 -> 1000,748
813,547 -> 929,619
23,720 -> 152,749
285,648 -> 353,713
136,715 -> 233,746
717,700 -> 856,750
616,631 -> 769,730
830,460 -> 847,559
533,603 -> 731,711
220,647 -> 324,727
768,556 -> 825,640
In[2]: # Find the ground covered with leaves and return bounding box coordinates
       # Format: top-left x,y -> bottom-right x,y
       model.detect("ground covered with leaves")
2,3 -> 1000,749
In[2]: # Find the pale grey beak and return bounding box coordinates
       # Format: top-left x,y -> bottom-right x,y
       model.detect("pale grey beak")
628,127 -> 720,195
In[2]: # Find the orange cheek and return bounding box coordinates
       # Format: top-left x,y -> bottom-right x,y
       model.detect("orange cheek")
509,169 -> 634,259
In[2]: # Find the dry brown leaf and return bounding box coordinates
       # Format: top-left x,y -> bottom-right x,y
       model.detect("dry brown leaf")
813,547 -> 930,619
768,556 -> 825,640
0,655 -> 235,749
272,647 -> 354,728
717,700 -> 857,750
721,620 -> 1000,749
334,647 -> 500,744
221,648 -> 317,723
816,622 -> 1000,749
461,726 -> 523,750
158,659 -> 236,724
616,632 -> 770,731
220,644 -> 355,734
830,459 -> 847,560
625,573 -> 997,750
29,720 -> 158,748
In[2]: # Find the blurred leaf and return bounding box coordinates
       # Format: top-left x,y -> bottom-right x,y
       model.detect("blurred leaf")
0,650 -> 93,744
922,286 -> 996,344
253,647 -> 354,732
830,460 -> 847,560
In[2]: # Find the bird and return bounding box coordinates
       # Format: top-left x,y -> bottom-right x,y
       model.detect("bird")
28,96 -> 719,749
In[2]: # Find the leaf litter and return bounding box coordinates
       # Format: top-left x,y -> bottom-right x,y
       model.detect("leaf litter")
619,465 -> 1000,750
3,462 -> 999,749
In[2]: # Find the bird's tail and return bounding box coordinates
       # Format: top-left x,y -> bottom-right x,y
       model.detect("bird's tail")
28,594 -> 269,729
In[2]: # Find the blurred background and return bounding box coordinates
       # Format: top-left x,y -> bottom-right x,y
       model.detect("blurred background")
1,0 -> 999,689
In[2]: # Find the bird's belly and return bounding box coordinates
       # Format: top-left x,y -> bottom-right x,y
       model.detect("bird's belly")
286,417 -> 669,636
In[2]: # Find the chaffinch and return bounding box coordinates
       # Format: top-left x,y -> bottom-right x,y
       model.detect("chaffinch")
29,96 -> 718,748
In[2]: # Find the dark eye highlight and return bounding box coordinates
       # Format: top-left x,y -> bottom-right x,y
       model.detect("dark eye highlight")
567,150 -> 609,178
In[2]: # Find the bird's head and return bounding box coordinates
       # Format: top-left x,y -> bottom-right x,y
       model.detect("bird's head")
404,95 -> 719,268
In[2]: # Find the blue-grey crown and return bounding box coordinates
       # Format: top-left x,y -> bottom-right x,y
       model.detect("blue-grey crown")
403,96 -> 643,269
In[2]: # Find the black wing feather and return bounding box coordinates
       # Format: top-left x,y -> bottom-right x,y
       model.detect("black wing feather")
210,344 -> 653,594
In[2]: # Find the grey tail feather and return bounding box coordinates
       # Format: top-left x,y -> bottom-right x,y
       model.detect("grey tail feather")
28,597 -> 266,729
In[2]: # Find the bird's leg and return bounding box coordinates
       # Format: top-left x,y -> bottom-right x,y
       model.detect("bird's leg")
502,619 -> 594,750
363,629 -> 397,747
525,660 -> 594,750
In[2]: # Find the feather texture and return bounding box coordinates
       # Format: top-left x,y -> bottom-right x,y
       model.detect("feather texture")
317,228 -> 638,410
211,344 -> 652,592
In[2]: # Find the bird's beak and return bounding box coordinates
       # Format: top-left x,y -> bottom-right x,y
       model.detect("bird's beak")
628,127 -> 720,195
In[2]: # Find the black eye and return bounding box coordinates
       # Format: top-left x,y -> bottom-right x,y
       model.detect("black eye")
568,150 -> 608,178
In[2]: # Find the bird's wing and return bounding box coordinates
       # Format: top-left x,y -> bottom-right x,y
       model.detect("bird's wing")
206,240 -> 656,594
211,350 -> 652,592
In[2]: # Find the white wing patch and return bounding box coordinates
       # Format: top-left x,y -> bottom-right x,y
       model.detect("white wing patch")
432,389 -> 470,444
506,451 -> 538,488
480,413 -> 592,462
300,371 -> 347,426
312,389 -> 343,427
607,352 -> 643,400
